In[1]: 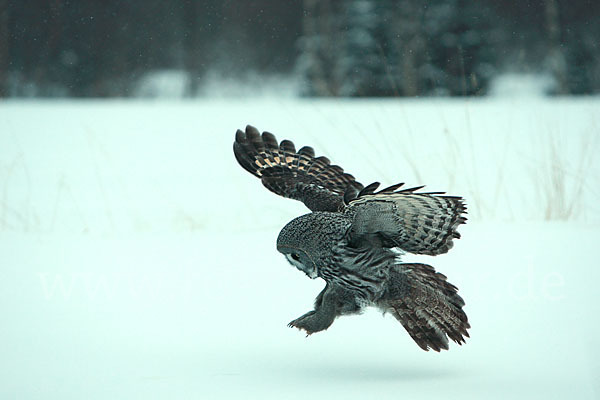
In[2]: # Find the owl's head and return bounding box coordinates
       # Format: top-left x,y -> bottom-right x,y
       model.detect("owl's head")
279,248 -> 318,279
276,212 -> 350,279
277,213 -> 324,279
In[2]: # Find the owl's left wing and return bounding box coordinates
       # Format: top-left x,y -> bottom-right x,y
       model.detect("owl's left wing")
234,125 -> 363,212
346,183 -> 467,255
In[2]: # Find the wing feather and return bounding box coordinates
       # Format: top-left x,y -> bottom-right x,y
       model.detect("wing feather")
234,125 -> 363,211
346,183 -> 467,255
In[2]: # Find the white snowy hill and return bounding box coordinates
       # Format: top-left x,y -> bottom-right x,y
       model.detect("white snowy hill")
1,98 -> 598,399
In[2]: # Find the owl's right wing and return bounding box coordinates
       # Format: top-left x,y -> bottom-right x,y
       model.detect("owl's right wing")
234,125 -> 363,212
346,183 -> 467,255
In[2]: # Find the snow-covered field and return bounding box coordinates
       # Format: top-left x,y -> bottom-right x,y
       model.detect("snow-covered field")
1,98 -> 599,399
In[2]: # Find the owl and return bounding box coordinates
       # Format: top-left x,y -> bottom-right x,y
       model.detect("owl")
234,125 -> 469,351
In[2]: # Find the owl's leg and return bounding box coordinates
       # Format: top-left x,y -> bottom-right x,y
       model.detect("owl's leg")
288,290 -> 336,335
312,283 -> 328,308
288,284 -> 357,335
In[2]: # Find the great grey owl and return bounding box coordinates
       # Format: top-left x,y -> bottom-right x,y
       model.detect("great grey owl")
233,125 -> 469,351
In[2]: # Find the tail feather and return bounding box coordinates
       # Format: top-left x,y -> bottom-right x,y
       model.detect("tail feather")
378,263 -> 470,352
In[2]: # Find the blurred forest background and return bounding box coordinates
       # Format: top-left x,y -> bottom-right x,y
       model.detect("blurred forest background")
0,0 -> 599,98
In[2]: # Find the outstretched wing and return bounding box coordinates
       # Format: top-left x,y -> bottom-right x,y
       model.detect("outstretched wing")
346,183 -> 466,255
234,125 -> 363,212
378,262 -> 470,352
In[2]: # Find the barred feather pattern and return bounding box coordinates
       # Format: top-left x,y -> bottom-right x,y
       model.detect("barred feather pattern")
320,244 -> 394,300
347,189 -> 467,255
377,263 -> 470,352
233,125 -> 363,212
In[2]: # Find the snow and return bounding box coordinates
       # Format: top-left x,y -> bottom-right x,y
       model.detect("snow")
198,71 -> 301,99
1,98 -> 599,399
134,70 -> 191,99
488,73 -> 556,98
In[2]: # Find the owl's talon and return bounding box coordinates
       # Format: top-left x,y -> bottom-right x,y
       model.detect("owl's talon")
289,322 -> 314,336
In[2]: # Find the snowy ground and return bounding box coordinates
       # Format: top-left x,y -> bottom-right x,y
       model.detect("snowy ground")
1,98 -> 599,399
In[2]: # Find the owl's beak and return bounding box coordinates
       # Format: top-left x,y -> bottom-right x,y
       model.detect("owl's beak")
306,267 -> 318,279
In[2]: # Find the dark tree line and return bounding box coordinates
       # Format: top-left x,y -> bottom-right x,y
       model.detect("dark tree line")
0,0 -> 598,97
1,0 -> 302,97
299,0 -> 600,96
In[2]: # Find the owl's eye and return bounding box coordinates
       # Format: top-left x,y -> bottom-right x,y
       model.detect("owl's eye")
291,253 -> 300,261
